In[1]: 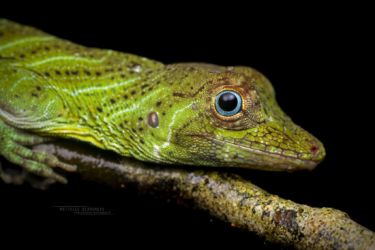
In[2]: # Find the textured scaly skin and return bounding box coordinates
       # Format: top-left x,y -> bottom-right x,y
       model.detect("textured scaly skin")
0,19 -> 325,184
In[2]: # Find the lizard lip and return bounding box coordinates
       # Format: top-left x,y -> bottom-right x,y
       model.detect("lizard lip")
207,136 -> 324,171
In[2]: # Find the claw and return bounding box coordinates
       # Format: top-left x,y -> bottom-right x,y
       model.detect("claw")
55,161 -> 77,172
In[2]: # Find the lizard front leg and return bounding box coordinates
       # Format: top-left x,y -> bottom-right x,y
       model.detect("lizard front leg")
0,119 -> 77,184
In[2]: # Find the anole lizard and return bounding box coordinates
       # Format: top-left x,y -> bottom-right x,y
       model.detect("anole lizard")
0,19 -> 325,184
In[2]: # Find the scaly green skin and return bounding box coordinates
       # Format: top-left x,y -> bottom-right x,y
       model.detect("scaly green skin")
0,19 -> 325,183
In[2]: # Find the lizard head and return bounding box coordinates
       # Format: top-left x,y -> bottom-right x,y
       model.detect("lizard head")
140,63 -> 325,171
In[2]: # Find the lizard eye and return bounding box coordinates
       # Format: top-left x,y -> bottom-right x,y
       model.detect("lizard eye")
215,90 -> 242,116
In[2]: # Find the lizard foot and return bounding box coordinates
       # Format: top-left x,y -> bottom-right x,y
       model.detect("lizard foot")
0,162 -> 59,189
0,120 -> 77,184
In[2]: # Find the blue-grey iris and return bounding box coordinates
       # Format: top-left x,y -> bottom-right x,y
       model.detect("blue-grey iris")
215,90 -> 242,116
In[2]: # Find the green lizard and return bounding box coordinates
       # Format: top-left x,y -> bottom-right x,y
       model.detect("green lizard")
0,19 -> 325,184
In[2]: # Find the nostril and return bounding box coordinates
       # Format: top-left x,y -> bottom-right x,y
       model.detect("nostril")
310,145 -> 319,154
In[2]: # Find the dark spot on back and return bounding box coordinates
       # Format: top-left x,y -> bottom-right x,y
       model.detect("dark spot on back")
141,84 -> 149,89
71,70 -> 79,75
156,101 -> 162,107
140,139 -> 145,144
65,70 -> 71,76
19,54 -> 25,59
123,94 -> 128,99
44,72 -> 50,77
131,90 -> 136,95
96,71 -> 102,76
162,111 -> 166,116
138,117 -> 143,121
36,86 -> 41,91
110,98 -> 116,104
132,128 -> 137,133
31,93 -> 38,97
96,107 -> 103,113
55,70 -> 61,75
44,46 -> 50,51
84,70 -> 91,76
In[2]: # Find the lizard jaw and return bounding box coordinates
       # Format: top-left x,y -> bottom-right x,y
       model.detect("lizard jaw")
210,135 -> 326,171
212,138 -> 323,171
180,131 -> 325,171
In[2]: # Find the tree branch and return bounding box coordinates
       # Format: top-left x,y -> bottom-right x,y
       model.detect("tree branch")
32,141 -> 375,250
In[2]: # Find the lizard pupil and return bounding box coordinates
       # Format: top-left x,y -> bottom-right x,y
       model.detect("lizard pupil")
215,90 -> 242,116
219,92 -> 237,111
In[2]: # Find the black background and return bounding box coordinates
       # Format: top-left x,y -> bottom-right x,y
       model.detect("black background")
1,4 -> 374,248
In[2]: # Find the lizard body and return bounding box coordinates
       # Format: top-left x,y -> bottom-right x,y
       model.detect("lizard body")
0,19 -> 325,183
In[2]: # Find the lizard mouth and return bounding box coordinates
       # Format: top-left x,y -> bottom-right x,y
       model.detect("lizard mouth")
185,132 -> 325,171
211,138 -> 322,171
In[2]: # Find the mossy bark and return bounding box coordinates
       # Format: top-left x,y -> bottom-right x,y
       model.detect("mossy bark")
26,141 -> 375,249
